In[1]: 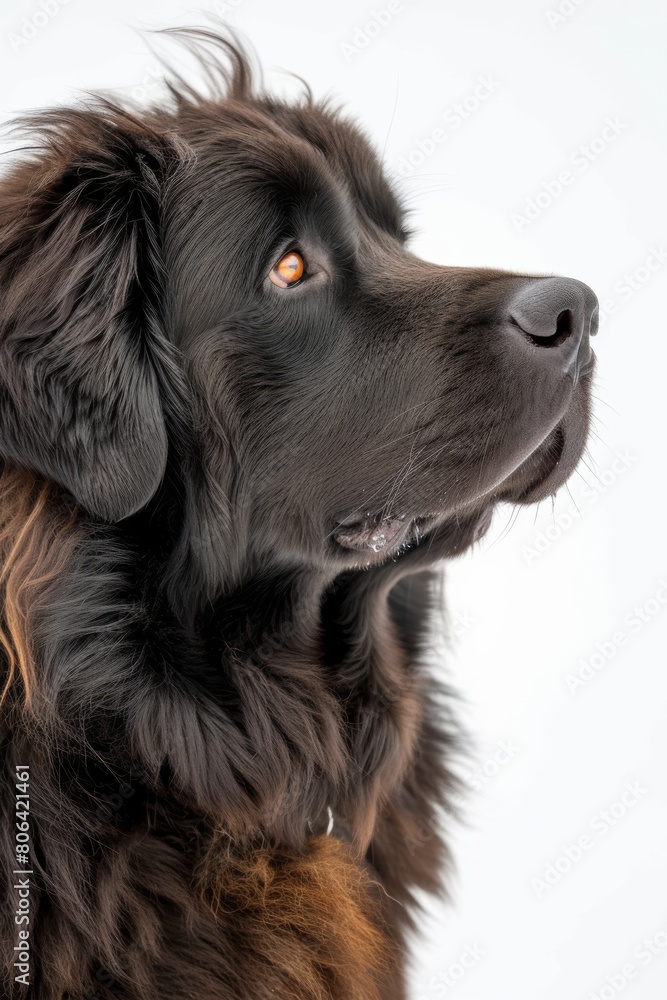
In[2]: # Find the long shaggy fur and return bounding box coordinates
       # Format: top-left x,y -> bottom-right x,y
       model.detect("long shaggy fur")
0,28 -> 594,1000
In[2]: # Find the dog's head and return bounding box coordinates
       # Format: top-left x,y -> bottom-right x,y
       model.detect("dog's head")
0,33 -> 598,589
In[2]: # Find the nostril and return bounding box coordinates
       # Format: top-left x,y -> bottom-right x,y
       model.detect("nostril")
539,308 -> 573,348
554,309 -> 574,342
511,308 -> 574,349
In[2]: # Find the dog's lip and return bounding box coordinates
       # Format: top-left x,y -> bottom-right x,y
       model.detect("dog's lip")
334,511 -> 374,528
510,424 -> 568,503
576,351 -> 596,379
333,515 -> 408,552
331,512 -> 438,554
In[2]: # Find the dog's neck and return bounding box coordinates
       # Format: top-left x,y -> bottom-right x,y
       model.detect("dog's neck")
76,488 -> 481,846
141,510 -> 424,845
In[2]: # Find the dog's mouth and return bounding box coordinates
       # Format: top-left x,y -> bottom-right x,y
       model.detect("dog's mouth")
331,370 -> 592,558
514,424 -> 567,502
497,412 -> 585,505
332,512 -> 436,554
331,424 -> 574,556
331,506 -> 494,562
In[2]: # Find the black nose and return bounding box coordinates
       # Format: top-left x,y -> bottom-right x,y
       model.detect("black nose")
508,277 -> 599,377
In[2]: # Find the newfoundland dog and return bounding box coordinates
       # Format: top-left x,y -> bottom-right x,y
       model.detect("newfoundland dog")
0,29 -> 598,1000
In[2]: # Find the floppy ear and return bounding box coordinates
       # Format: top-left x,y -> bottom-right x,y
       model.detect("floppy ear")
0,105 -> 175,522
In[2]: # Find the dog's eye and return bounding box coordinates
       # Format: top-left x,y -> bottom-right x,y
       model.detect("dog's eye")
269,250 -> 305,288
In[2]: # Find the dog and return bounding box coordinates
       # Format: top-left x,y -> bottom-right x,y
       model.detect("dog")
0,29 -> 598,1000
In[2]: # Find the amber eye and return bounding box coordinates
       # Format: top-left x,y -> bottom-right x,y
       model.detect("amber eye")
269,250 -> 305,288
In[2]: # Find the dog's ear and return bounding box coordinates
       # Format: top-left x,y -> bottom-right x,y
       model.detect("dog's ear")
0,105 -> 177,522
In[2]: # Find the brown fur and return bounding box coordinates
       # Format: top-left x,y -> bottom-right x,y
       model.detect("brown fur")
199,834 -> 395,1000
0,468 -> 80,710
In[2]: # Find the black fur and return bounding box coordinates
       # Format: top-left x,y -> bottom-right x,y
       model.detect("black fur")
0,30 -> 595,999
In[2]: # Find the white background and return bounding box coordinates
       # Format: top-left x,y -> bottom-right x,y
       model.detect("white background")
1,2 -> 665,998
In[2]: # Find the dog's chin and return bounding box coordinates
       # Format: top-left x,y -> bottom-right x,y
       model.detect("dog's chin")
497,424 -> 568,503
496,397 -> 590,504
